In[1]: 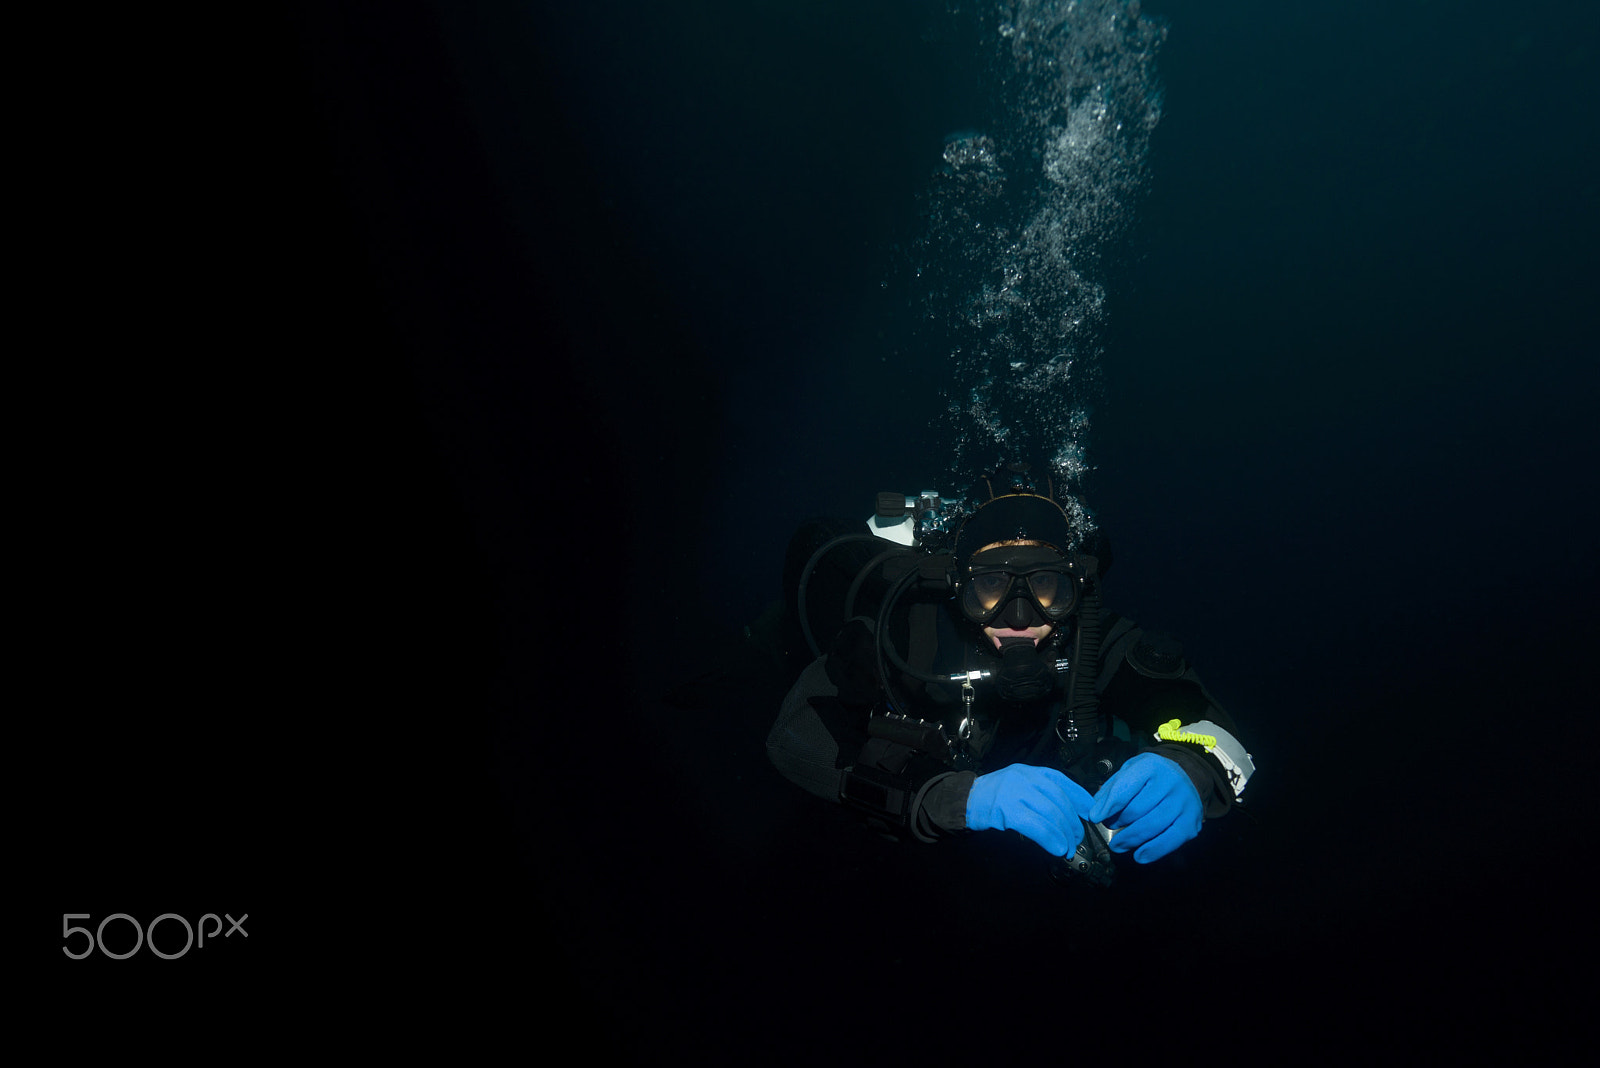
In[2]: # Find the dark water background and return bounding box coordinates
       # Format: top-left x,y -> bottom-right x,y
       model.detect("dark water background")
55,0 -> 1594,1051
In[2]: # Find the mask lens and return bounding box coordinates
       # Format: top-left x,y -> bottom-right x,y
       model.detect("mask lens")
1027,570 -> 1061,608
967,572 -> 1012,615
1031,568 -> 1080,619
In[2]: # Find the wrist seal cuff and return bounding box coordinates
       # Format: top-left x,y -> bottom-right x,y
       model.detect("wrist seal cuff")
1154,718 -> 1255,799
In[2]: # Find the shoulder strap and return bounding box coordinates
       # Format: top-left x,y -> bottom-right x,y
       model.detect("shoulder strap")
1055,588 -> 1107,756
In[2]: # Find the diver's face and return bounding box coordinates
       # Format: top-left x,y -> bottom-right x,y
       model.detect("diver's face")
968,538 -> 1062,649
982,623 -> 1053,650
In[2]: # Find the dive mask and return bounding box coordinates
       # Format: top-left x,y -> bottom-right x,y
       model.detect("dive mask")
958,545 -> 1082,626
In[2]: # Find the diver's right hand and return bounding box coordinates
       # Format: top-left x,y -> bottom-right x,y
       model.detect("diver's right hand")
965,763 -> 1095,857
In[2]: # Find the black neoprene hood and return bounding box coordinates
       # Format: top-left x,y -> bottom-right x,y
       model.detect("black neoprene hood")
953,493 -> 1076,571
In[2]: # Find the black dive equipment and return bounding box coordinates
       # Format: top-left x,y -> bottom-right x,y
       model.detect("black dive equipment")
795,467 -> 1119,888
993,635 -> 1057,702
795,474 -> 1105,717
1050,819 -> 1117,889
959,548 -> 1083,625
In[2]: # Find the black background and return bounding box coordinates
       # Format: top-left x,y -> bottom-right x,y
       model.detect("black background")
53,0 -> 1594,1052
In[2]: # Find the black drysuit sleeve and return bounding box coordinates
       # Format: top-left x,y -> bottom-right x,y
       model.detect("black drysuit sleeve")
766,655 -> 975,842
1095,627 -> 1250,820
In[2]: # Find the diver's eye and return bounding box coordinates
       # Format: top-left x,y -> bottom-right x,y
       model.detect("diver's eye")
971,573 -> 1010,607
1028,571 -> 1060,606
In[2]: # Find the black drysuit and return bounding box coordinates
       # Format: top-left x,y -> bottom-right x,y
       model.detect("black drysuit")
767,601 -> 1247,845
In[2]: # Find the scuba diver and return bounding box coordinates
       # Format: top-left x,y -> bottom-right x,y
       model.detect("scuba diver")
766,465 -> 1255,886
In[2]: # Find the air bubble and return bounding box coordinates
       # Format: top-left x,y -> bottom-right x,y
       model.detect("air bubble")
919,0 -> 1165,536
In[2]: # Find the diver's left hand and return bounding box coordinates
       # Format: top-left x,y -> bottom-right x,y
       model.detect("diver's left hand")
1090,753 -> 1203,864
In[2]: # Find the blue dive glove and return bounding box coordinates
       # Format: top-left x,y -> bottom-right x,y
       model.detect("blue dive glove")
966,764 -> 1095,857
1090,752 -> 1203,864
